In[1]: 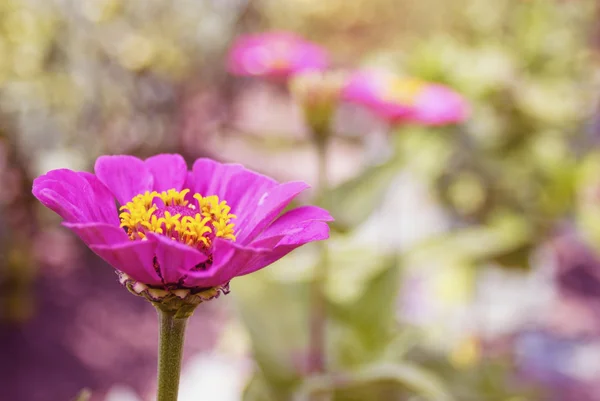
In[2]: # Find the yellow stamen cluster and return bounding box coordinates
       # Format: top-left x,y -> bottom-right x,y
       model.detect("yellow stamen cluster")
385,78 -> 425,104
119,189 -> 236,248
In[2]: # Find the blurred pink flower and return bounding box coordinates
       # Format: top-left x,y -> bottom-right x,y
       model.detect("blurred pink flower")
32,154 -> 332,297
227,32 -> 329,79
342,70 -> 469,126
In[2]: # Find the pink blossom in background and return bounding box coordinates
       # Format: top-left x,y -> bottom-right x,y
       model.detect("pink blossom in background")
227,31 -> 329,79
342,70 -> 469,126
32,154 -> 332,292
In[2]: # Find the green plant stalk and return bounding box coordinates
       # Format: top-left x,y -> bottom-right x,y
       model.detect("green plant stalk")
309,242 -> 329,372
308,130 -> 331,401
156,308 -> 189,401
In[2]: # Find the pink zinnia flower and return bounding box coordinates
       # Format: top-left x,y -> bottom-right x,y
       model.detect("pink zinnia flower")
32,154 -> 332,298
227,31 -> 328,79
343,70 -> 469,126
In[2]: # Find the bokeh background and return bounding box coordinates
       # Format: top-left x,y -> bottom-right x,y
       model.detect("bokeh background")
2,0 -> 600,400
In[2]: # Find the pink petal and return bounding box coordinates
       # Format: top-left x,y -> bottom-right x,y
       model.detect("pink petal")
189,158 -> 279,226
342,70 -> 381,104
266,205 -> 334,230
182,239 -> 270,288
343,70 -> 395,108
239,221 -> 330,276
146,232 -> 207,285
189,158 -> 244,199
252,206 -> 333,247
375,100 -> 414,122
63,222 -> 129,247
78,172 -> 119,225
90,240 -> 162,286
33,169 -> 116,224
145,154 -> 188,192
342,70 -> 416,123
33,186 -> 88,223
95,155 -> 153,205
236,181 -> 310,244
410,85 -> 469,126
227,31 -> 328,78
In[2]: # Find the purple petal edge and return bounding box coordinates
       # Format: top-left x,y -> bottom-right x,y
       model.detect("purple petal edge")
90,240 -> 162,286
95,155 -> 153,205
146,232 -> 207,284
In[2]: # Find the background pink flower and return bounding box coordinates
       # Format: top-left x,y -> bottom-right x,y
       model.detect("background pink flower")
227,31 -> 329,79
342,70 -> 469,126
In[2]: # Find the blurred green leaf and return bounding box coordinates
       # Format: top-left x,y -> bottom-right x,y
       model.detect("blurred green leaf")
325,242 -> 396,305
576,152 -> 600,249
297,362 -> 453,401
234,243 -> 417,399
243,370 -> 279,401
328,252 -> 400,368
412,348 -> 542,401
407,211 -> 533,269
396,127 -> 454,180
486,242 -> 533,271
232,269 -> 310,396
319,157 -> 403,232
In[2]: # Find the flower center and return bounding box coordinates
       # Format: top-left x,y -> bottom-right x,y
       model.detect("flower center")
119,189 -> 236,250
269,55 -> 290,70
384,78 -> 425,105
266,40 -> 292,70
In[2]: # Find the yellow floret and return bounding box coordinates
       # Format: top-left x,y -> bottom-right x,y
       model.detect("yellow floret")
120,188 -> 236,247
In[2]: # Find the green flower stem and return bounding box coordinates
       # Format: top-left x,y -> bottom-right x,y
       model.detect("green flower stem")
309,131 -> 331,401
315,133 -> 329,196
309,241 -> 329,374
156,307 -> 189,401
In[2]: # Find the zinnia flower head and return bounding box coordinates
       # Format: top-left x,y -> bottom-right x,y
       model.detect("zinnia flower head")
289,70 -> 347,138
227,31 -> 329,79
342,70 -> 469,126
33,155 -> 332,305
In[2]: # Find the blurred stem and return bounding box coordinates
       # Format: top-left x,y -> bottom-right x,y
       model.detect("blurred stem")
0,130 -> 36,324
315,134 -> 329,194
156,308 -> 188,401
309,130 -> 331,401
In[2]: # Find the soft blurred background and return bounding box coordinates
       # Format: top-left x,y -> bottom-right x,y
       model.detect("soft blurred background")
2,0 -> 600,400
